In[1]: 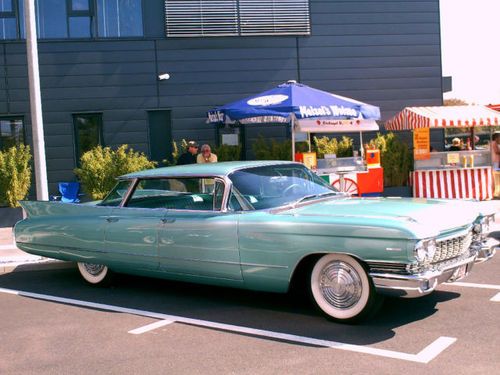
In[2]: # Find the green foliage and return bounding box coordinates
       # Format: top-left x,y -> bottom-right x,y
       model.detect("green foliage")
163,139 -> 187,166
75,144 -> 156,200
214,144 -> 242,161
444,98 -> 468,106
252,135 -> 294,160
0,144 -> 32,207
368,133 -> 412,187
313,136 -> 353,158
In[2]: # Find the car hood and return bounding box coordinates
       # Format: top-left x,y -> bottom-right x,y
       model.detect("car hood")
280,197 -> 486,238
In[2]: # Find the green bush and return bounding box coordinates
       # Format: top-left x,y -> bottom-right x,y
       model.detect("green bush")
313,136 -> 353,158
368,133 -> 412,186
169,139 -> 188,165
251,136 -> 311,160
75,144 -> 156,200
214,144 -> 242,161
0,144 -> 32,207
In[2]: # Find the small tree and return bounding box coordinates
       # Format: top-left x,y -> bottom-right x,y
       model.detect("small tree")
75,144 -> 156,200
444,98 -> 468,106
313,136 -> 353,158
214,144 -> 242,161
368,133 -> 412,186
0,144 -> 32,207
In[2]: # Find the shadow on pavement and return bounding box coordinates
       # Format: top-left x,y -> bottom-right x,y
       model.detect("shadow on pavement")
0,268 -> 461,347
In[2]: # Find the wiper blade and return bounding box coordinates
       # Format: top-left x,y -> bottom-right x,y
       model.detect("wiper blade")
292,192 -> 340,207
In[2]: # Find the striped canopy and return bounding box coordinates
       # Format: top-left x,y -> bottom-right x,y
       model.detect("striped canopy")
385,105 -> 500,130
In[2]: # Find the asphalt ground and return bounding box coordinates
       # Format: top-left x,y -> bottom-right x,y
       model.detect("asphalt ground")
0,254 -> 499,374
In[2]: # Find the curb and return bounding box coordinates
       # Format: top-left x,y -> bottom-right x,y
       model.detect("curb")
0,260 -> 75,275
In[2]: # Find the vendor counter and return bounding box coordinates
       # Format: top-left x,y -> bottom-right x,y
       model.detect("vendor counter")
412,167 -> 493,201
412,150 -> 493,201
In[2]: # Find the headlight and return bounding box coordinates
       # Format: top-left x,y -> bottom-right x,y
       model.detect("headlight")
414,238 -> 437,263
473,215 -> 494,236
482,215 -> 494,234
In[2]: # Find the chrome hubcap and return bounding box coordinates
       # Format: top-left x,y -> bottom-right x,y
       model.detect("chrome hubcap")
319,261 -> 362,309
83,263 -> 105,276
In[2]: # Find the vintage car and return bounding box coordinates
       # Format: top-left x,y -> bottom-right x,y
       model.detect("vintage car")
15,161 -> 496,323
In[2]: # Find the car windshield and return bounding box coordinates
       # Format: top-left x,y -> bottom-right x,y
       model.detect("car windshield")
228,164 -> 340,210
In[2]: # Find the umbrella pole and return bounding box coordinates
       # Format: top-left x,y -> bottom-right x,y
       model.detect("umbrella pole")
291,117 -> 296,160
359,131 -> 364,158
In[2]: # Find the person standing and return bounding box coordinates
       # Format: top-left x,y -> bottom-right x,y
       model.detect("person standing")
491,132 -> 500,169
491,132 -> 500,198
197,144 -> 218,163
177,141 -> 199,165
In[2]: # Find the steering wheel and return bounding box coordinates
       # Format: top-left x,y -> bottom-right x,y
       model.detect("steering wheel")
283,183 -> 301,196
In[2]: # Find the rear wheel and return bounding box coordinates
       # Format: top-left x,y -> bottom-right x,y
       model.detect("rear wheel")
309,253 -> 379,323
77,262 -> 112,285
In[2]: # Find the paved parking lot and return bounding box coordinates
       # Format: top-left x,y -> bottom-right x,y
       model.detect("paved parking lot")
0,251 -> 499,375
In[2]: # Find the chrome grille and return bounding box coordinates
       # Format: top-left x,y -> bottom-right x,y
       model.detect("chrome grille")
367,262 -> 409,275
432,231 -> 473,263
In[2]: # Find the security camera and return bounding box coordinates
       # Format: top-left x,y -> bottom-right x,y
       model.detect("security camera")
158,73 -> 170,81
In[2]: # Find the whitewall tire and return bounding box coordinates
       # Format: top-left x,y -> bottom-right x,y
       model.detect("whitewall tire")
310,253 -> 377,323
77,262 -> 112,285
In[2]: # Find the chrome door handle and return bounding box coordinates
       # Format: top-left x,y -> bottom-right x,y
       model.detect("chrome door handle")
106,217 -> 119,223
161,218 -> 176,224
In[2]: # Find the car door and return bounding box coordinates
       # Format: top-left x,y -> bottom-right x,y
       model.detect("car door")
104,206 -> 163,271
157,177 -> 242,280
102,178 -> 175,271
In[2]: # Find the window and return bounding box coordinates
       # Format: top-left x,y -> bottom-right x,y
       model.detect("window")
12,0 -> 143,40
36,0 -> 68,38
0,0 -> 17,39
165,0 -> 311,37
0,117 -> 24,151
99,179 -> 132,206
97,0 -> 143,37
124,177 -> 224,211
73,113 -> 103,164
68,0 -> 93,38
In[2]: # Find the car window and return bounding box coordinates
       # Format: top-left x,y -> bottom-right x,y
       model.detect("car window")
125,177 -> 224,211
228,164 -> 337,210
98,180 -> 133,206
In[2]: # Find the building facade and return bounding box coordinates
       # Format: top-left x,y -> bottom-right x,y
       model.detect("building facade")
0,0 -> 444,193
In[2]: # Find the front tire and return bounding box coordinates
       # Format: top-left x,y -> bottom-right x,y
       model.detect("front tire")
77,262 -> 112,286
309,253 -> 378,323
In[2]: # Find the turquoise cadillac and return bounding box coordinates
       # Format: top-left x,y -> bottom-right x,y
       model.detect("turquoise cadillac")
15,161 -> 496,322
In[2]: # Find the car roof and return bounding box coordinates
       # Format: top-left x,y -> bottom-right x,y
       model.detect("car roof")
121,160 -> 298,180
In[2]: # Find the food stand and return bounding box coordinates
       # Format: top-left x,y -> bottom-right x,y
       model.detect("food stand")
294,118 -> 383,196
207,81 -> 383,195
385,105 -> 500,200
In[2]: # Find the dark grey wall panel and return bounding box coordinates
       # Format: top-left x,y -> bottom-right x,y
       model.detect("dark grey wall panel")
0,0 -> 443,191
312,1 -> 439,13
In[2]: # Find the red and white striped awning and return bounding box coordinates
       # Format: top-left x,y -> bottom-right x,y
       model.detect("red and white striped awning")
385,105 -> 500,130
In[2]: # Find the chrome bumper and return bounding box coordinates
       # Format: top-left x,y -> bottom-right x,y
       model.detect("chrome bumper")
370,238 -> 497,298
473,237 -> 498,263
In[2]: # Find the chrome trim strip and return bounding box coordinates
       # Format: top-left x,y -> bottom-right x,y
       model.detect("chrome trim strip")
436,226 -> 472,243
157,255 -> 288,269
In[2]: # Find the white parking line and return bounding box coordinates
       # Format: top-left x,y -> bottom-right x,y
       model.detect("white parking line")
446,282 -> 500,290
128,319 -> 174,334
490,292 -> 500,302
0,287 -> 455,364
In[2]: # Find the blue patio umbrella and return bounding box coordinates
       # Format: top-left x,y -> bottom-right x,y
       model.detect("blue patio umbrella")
207,80 -> 380,125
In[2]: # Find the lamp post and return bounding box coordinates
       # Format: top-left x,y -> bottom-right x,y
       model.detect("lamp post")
24,0 -> 48,200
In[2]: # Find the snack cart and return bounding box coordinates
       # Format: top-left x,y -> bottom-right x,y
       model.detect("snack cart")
294,118 -> 384,196
385,105 -> 500,200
